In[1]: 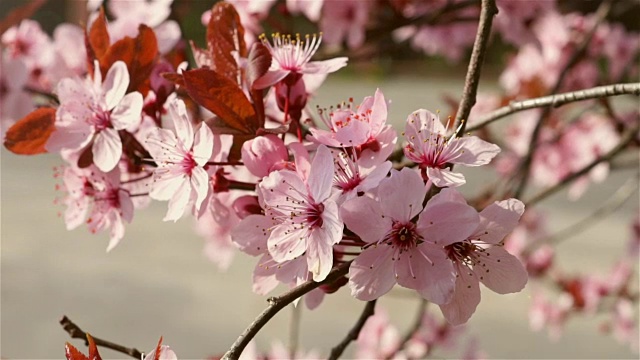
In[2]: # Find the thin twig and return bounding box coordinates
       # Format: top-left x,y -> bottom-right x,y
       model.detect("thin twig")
385,299 -> 428,360
454,0 -> 498,136
525,122 -> 639,206
60,315 -> 143,359
221,261 -> 352,360
328,300 -> 377,360
24,85 -> 59,104
467,83 -> 640,132
537,175 -> 639,248
514,0 -> 614,199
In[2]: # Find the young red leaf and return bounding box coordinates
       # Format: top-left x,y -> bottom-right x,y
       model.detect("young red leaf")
160,72 -> 185,87
206,2 -> 247,84
4,107 -> 55,155
65,342 -> 90,360
100,25 -> 158,95
182,68 -> 258,133
88,8 -> 110,61
0,0 -> 46,35
86,333 -> 103,360
246,42 -> 272,128
152,336 -> 164,360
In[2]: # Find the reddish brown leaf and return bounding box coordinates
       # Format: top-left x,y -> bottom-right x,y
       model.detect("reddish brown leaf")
206,2 -> 247,84
4,107 -> 55,155
161,72 -> 185,88
77,144 -> 94,169
0,0 -> 47,35
183,68 -> 257,134
246,42 -> 272,128
228,134 -> 254,162
65,342 -> 90,360
153,336 -> 164,360
205,116 -> 250,135
100,25 -> 158,95
88,8 -> 110,61
86,334 -> 103,360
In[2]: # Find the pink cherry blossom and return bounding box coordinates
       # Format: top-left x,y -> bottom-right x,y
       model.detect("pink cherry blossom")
439,194 -> 528,325
46,61 -> 143,172
259,145 -> 343,281
0,57 -> 33,138
320,0 -> 371,50
355,309 -> 401,359
196,193 -> 240,271
309,89 -> 397,167
241,134 -> 291,178
253,33 -> 348,89
143,344 -> 177,360
403,109 -> 500,187
529,291 -> 572,341
330,148 -> 392,203
146,99 -> 213,221
287,0 -> 324,22
342,168 -> 479,303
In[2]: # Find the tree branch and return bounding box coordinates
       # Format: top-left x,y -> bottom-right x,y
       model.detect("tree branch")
328,300 -> 377,360
454,0 -> 498,136
467,83 -> 640,132
221,261 -> 352,360
525,122 -> 639,206
514,0 -> 614,198
60,315 -> 143,359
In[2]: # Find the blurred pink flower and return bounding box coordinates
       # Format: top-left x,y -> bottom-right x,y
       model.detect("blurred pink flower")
320,0 -> 370,50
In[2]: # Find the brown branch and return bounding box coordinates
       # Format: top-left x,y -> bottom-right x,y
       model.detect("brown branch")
328,300 -> 377,360
60,315 -> 143,359
454,0 -> 499,136
385,299 -> 428,360
467,82 -> 640,132
525,122 -> 639,206
221,261 -> 352,360
513,0 -> 614,199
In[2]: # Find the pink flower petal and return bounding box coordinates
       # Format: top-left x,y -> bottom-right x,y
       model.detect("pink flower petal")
253,254 -> 280,295
253,69 -> 290,89
334,119 -> 371,147
302,57 -> 348,74
341,195 -> 391,243
110,91 -> 143,131
307,229 -> 334,281
169,99 -> 194,150
417,201 -> 479,246
163,178 -> 192,221
394,245 -> 456,304
379,168 -> 426,222
474,199 -> 525,244
369,88 -> 387,134
267,225 -> 308,262
92,128 -> 122,172
231,215 -> 273,256
349,244 -> 397,301
190,166 -> 210,212
426,167 -> 466,187
475,246 -> 528,294
451,136 -> 501,166
308,145 -> 334,202
439,263 -> 481,325
357,126 -> 397,168
102,61 -> 130,111
149,172 -> 188,201
274,255 -> 309,287
192,124 -> 214,166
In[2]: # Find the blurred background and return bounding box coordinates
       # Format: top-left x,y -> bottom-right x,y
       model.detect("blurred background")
1,0 -> 639,359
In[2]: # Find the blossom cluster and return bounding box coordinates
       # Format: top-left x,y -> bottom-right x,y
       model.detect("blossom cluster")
2,0 -> 638,358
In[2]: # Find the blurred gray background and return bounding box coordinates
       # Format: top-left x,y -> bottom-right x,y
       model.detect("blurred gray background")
2,73 -> 639,359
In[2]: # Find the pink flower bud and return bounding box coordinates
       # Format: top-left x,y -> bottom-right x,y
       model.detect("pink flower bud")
241,134 -> 289,178
232,195 -> 262,219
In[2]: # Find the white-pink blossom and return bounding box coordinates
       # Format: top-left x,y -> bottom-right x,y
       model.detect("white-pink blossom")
146,99 -> 213,221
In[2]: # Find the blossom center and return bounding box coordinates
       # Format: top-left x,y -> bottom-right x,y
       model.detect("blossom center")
180,152 -> 198,176
383,221 -> 422,251
92,109 -> 112,131
261,33 -> 322,72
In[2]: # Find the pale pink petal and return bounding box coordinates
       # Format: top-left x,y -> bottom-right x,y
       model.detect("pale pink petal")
369,88 -> 387,134
378,168 -> 426,222
102,61 -> 130,111
307,229 -> 334,281
289,142 -> 311,179
46,125 -> 93,153
274,256 -> 309,286
253,69 -> 290,89
305,289 -> 325,310
341,196 -> 391,243
231,215 -> 274,256
474,199 -> 525,244
357,161 -> 392,193
417,201 -> 479,246
143,345 -> 177,360
110,92 -> 143,130
320,200 -> 343,245
267,226 -> 307,262
475,246 -> 528,294
349,245 -> 397,301
163,179 -> 192,221
302,57 -> 348,74
154,20 -> 181,54
358,126 -> 397,168
307,128 -> 342,147
439,263 -> 481,325
253,254 -> 280,295
426,167 -> 466,187
106,214 -> 125,252
190,167 -> 210,211
451,136 -> 501,166
307,145 -> 334,202
334,119 -> 370,147
192,124 -> 214,166
394,245 -> 456,305
118,190 -> 134,223
426,187 -> 467,206
92,129 -> 122,172
149,172 -> 188,201
260,170 -> 307,208
169,99 -> 194,150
